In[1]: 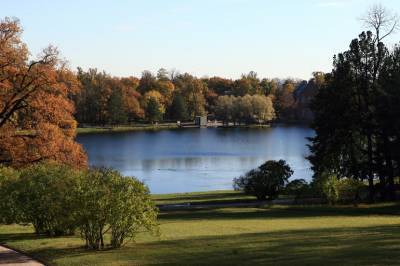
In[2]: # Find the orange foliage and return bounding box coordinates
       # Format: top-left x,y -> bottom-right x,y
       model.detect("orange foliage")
0,17 -> 87,168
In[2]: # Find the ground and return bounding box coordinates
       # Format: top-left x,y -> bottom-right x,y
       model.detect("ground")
1,191 -> 400,266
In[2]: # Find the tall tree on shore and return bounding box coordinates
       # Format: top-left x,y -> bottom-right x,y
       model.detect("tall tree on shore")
309,4 -> 400,200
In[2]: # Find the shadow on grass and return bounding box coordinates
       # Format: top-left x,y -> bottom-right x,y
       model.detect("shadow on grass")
155,191 -> 249,203
0,232 -> 46,243
159,203 -> 400,221
15,224 -> 400,266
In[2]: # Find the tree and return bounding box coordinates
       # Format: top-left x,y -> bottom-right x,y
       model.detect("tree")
168,94 -> 188,121
233,160 -> 293,200
107,88 -> 127,124
360,3 -> 399,43
0,17 -> 87,168
308,4 -> 400,200
214,95 -> 234,125
275,80 -> 296,120
285,179 -> 310,201
251,95 -> 275,123
138,70 -> 156,94
173,73 -> 206,118
145,97 -> 163,123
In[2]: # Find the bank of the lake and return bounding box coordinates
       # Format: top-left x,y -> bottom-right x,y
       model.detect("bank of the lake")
1,190 -> 399,266
76,123 -> 179,134
76,123 -> 278,134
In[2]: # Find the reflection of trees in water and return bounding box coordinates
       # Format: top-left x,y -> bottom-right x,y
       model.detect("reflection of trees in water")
78,126 -> 315,192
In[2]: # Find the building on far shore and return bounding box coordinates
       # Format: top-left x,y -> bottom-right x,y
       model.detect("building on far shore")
195,116 -> 207,127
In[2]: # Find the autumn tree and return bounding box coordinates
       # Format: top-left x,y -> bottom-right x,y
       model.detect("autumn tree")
275,79 -> 296,120
173,73 -> 206,118
0,17 -> 87,168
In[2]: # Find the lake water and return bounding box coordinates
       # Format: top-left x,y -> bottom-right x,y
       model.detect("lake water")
77,125 -> 314,194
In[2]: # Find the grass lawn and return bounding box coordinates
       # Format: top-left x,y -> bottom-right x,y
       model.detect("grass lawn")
1,191 -> 400,265
152,190 -> 256,205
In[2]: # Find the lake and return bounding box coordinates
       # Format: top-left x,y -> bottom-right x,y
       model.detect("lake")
77,125 -> 314,194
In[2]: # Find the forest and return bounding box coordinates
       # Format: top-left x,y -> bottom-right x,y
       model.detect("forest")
73,68 -> 323,125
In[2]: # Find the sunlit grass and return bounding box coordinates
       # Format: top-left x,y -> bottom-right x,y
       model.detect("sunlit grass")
1,193 -> 400,266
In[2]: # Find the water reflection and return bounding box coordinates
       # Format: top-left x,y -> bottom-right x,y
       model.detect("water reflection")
77,126 -> 314,194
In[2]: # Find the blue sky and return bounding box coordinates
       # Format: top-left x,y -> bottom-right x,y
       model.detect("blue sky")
2,0 -> 400,80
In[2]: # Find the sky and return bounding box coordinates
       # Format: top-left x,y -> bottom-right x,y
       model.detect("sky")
2,0 -> 400,80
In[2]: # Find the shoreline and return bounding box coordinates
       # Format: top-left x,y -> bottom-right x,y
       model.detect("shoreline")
76,122 -> 309,134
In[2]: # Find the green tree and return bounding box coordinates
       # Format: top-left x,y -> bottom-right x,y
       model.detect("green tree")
285,179 -> 310,201
107,89 -> 128,124
233,160 -> 293,200
145,97 -> 163,123
168,94 -> 188,121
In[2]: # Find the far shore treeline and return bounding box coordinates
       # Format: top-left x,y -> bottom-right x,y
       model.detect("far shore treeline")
73,67 -> 321,126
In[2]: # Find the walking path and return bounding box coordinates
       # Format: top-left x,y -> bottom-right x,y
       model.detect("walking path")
0,245 -> 43,266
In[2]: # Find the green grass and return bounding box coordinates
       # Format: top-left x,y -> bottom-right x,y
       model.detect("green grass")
76,123 -> 178,134
1,192 -> 400,265
152,190 -> 256,205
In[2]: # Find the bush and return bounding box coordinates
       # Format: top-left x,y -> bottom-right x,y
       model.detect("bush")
17,163 -> 82,236
0,166 -> 21,224
337,178 -> 365,205
314,173 -> 367,205
321,174 -> 340,205
284,179 -> 311,201
77,168 -> 158,250
108,172 -> 158,248
233,160 -> 293,200
0,164 -> 158,250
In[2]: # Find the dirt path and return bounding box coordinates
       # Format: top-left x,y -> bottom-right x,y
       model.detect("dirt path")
0,245 -> 44,266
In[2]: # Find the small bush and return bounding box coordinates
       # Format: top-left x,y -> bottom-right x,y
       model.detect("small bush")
284,179 -> 311,201
337,178 -> 365,205
233,160 -> 293,200
77,168 -> 158,250
321,174 -> 340,205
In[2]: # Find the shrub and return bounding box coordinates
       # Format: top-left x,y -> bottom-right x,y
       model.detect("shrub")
78,168 -> 158,250
337,178 -> 365,205
0,166 -> 21,224
108,173 -> 158,248
17,163 -> 82,236
233,160 -> 293,200
321,174 -> 340,205
0,164 -> 158,249
284,179 -> 311,201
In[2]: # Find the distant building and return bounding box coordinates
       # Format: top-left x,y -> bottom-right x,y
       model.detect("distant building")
195,116 -> 207,127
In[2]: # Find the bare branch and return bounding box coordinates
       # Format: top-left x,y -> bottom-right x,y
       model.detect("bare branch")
360,3 -> 399,42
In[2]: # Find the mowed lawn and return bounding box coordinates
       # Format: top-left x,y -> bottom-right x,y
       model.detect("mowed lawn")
1,192 -> 400,266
